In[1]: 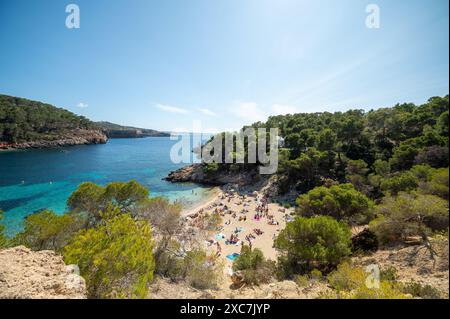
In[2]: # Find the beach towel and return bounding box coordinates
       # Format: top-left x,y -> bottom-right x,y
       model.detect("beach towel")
226,253 -> 240,261
215,233 -> 225,240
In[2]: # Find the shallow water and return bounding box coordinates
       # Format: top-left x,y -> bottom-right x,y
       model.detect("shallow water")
0,137 -> 210,235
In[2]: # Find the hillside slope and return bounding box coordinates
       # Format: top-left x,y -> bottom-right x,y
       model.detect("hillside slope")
96,121 -> 169,138
0,94 -> 108,149
0,246 -> 87,299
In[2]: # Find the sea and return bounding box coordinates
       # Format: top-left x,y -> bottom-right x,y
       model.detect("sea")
0,136 -> 212,236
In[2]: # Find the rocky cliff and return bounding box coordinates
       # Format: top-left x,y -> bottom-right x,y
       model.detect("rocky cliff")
0,129 -> 108,150
0,246 -> 87,299
164,164 -> 260,186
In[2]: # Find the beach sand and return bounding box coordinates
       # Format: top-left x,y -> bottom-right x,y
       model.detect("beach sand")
182,188 -> 294,273
181,187 -> 223,217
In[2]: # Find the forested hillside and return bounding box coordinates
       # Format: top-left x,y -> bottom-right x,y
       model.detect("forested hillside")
0,94 -> 99,143
203,95 -> 449,197
96,121 -> 169,138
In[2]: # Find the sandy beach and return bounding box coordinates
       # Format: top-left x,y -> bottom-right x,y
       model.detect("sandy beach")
181,187 -> 223,217
182,187 -> 295,274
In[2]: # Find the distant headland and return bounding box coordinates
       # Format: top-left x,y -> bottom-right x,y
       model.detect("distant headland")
0,94 -> 168,150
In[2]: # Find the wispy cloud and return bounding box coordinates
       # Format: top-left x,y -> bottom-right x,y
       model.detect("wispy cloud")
77,102 -> 88,108
155,103 -> 189,114
198,108 -> 217,116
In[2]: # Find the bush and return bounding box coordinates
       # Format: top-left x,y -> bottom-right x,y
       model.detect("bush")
153,239 -> 185,280
380,266 -> 398,282
13,210 -> 80,251
414,146 -> 449,168
203,163 -> 220,175
294,275 -> 310,287
139,197 -> 182,235
182,249 -> 222,290
327,262 -> 366,292
0,211 -> 7,249
351,281 -> 408,299
370,193 -> 449,245
380,172 -> 419,196
401,281 -> 442,299
420,168 -> 449,200
63,212 -> 155,298
67,180 -> 149,224
296,183 -> 374,225
327,263 -> 408,299
351,229 -> 378,254
275,216 -> 352,276
233,246 -> 275,285
309,269 -> 323,281
410,164 -> 435,181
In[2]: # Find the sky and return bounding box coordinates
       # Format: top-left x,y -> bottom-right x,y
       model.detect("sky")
0,0 -> 448,133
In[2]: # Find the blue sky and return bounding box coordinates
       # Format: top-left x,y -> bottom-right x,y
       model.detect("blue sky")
0,0 -> 448,132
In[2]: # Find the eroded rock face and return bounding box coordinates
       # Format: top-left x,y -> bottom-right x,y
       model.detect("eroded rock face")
0,129 -> 108,150
0,246 -> 87,299
164,164 -> 259,186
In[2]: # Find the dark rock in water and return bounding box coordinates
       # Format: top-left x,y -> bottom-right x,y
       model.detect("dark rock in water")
164,164 -> 258,186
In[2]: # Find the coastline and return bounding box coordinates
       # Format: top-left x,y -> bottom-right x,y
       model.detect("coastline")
181,186 -> 223,217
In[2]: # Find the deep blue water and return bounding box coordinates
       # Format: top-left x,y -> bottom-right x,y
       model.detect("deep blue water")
0,137 -> 210,235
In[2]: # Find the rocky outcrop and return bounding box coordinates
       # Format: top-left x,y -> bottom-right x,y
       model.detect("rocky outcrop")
96,121 -> 170,138
0,129 -> 108,150
0,246 -> 87,299
149,277 -> 331,299
164,164 -> 259,186
353,239 -> 449,298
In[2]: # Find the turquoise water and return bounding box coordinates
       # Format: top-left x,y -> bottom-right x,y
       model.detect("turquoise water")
0,137 -> 210,235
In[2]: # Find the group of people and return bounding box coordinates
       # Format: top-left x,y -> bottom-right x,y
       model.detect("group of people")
192,189 -> 286,262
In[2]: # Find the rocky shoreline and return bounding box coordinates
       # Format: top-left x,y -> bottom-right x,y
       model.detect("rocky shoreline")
0,129 -> 108,151
163,164 -> 261,186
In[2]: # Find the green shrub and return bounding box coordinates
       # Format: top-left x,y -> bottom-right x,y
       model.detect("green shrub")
294,275 -> 310,287
327,263 -> 408,299
351,229 -> 378,254
309,269 -> 323,281
67,180 -> 149,224
351,281 -> 408,299
275,216 -> 352,276
203,163 -> 220,175
401,281 -> 442,299
13,210 -> 80,251
153,239 -> 185,280
283,202 -> 292,209
380,266 -> 398,282
410,165 -> 435,181
296,183 -> 374,225
64,212 -> 155,298
381,172 -> 419,196
327,262 -> 366,292
182,249 -> 222,290
233,246 -> 275,285
420,168 -> 449,200
370,193 -> 449,244
0,211 -> 8,249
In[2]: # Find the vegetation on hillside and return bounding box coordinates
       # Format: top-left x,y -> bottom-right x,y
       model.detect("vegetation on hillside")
96,121 -> 169,138
1,94 -> 448,299
6,180 -> 221,297
0,94 -> 98,143
200,95 -> 449,197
